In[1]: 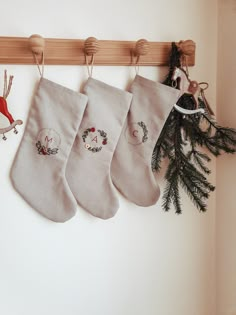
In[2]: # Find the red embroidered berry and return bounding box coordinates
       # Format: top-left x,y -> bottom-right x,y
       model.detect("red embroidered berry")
90,127 -> 95,132
102,139 -> 107,145
41,148 -> 47,155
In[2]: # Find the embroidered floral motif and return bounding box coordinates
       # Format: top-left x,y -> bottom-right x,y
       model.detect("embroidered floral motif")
36,141 -> 59,155
82,127 -> 108,153
36,128 -> 61,156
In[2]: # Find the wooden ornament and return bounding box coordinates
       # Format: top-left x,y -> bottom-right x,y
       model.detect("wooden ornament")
28,34 -> 45,55
177,40 -> 196,56
84,37 -> 99,56
134,39 -> 149,56
0,70 -> 23,140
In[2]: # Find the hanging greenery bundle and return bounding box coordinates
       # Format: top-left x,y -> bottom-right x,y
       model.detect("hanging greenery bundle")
152,43 -> 236,214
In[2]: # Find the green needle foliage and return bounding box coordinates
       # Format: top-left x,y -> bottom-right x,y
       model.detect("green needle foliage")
152,43 -> 236,214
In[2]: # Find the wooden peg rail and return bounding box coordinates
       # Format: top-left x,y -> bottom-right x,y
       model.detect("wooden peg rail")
0,36 -> 195,66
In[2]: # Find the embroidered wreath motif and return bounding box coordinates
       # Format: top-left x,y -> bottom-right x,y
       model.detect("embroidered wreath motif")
82,127 -> 108,153
35,128 -> 61,156
137,121 -> 148,142
36,141 -> 59,155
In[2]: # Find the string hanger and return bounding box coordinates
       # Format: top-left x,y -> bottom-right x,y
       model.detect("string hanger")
84,37 -> 99,77
132,39 -> 149,74
28,34 -> 45,77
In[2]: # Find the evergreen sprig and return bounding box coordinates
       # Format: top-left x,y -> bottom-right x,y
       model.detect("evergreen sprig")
152,42 -> 236,213
153,107 -> 216,213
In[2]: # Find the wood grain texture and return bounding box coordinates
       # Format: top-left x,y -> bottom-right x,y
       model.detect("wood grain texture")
0,36 -> 195,66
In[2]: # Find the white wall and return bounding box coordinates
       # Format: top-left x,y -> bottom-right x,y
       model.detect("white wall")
216,1 -> 236,314
0,1 -> 218,315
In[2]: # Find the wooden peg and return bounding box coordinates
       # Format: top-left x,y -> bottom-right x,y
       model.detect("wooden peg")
134,39 -> 149,57
84,37 -> 99,56
28,34 -> 45,55
177,40 -> 196,56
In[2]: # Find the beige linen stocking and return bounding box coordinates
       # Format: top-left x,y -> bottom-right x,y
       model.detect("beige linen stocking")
111,75 -> 180,206
66,78 -> 132,219
11,78 -> 88,222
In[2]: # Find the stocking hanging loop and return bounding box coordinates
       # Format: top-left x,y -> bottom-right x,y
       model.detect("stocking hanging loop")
132,39 -> 149,74
84,37 -> 99,77
85,54 -> 94,77
28,34 -> 45,77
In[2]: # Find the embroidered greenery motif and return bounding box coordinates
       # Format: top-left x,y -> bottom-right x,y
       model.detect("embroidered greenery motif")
88,146 -> 102,153
82,127 -> 108,153
82,128 -> 91,142
36,141 -> 59,155
137,121 -> 148,142
97,129 -> 108,145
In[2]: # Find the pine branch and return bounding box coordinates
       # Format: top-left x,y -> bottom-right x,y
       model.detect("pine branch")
172,179 -> 182,214
186,115 -> 221,156
178,155 -> 215,212
151,42 -> 235,214
199,104 -> 236,154
162,179 -> 175,212
179,172 -> 208,212
151,143 -> 163,172
187,149 -> 211,174
152,111 -> 176,171
162,151 -> 214,213
214,127 -> 236,153
184,163 -> 215,193
156,101 -> 216,214
194,150 -> 211,162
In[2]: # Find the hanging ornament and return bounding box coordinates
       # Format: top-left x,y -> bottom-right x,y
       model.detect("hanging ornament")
152,42 -> 236,214
0,70 -> 23,140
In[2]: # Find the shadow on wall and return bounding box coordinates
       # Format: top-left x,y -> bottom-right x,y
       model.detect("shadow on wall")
220,0 -> 236,13
233,0 -> 236,11
224,0 -> 236,12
